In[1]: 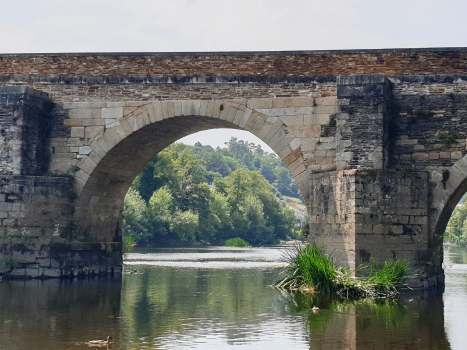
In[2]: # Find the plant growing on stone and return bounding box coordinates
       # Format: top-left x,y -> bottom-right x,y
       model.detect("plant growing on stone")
438,132 -> 464,148
2,256 -> 18,270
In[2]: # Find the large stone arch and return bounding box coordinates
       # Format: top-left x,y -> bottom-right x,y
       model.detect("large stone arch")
66,97 -> 337,242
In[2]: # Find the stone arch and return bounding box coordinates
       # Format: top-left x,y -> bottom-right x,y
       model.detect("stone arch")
431,155 -> 467,237
66,97 -> 336,242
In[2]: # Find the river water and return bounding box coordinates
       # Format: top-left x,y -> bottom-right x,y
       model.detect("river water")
0,244 -> 466,349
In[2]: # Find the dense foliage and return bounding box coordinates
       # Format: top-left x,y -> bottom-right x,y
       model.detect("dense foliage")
137,138 -> 302,200
123,140 -> 297,246
444,194 -> 467,246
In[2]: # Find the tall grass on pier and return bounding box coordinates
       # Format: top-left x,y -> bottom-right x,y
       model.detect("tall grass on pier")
274,241 -> 410,298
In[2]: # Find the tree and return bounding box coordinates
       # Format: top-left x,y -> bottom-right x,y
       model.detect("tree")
214,170 -> 292,244
123,188 -> 150,243
125,140 -> 299,246
445,194 -> 467,246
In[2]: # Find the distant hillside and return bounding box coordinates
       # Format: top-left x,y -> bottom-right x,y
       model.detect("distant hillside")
186,137 -> 303,200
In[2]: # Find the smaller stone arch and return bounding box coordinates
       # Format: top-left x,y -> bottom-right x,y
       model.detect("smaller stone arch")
431,155 -> 467,237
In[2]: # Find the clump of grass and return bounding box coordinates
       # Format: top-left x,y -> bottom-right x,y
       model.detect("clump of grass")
123,236 -> 137,252
225,237 -> 250,247
274,241 -> 410,298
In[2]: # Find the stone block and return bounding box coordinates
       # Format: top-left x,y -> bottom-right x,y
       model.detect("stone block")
71,127 -> 85,138
125,101 -> 143,107
412,153 -> 429,161
104,102 -> 123,108
282,115 -> 304,126
90,102 -> 106,108
272,97 -> 293,108
37,258 -> 51,267
413,145 -> 425,151
9,268 -> 26,276
42,268 -> 61,277
69,109 -> 92,119
315,97 -> 337,106
247,98 -> 272,109
226,107 -> 238,123
293,97 -> 313,107
440,152 -> 451,159
51,259 -> 61,268
25,268 -> 40,277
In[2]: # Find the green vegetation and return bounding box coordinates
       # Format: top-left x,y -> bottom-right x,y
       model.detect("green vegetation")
2,256 -> 18,270
438,131 -> 464,148
123,236 -> 137,251
274,241 -> 410,298
444,194 -> 467,246
225,237 -> 250,247
123,140 -> 298,247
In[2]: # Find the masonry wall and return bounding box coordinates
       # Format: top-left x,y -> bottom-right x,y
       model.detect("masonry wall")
391,80 -> 467,170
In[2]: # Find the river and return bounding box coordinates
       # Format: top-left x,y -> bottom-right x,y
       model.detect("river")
0,244 -> 466,349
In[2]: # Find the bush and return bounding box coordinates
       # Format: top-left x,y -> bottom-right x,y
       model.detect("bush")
274,241 -> 410,298
225,237 -> 250,247
123,236 -> 137,252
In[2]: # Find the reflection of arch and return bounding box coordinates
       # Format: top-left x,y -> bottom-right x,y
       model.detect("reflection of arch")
70,97 -> 329,242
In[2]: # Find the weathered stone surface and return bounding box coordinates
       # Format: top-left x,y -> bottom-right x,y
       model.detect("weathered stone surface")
2,49 -> 467,288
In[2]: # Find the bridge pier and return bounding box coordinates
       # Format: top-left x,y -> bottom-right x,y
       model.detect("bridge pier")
308,75 -> 442,288
0,87 -> 121,279
309,170 -> 442,289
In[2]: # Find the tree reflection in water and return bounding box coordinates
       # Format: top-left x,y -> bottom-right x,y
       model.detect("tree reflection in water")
0,246 -> 458,350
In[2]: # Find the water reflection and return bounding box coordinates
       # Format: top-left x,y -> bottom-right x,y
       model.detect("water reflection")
0,277 -> 122,350
285,290 -> 450,349
0,246 -> 465,349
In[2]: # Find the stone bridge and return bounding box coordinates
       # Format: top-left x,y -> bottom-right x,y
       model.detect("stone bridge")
1,48 -> 467,287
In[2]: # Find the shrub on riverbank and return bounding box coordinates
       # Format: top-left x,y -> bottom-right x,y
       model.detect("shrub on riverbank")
274,242 -> 410,298
225,237 -> 250,247
123,236 -> 137,252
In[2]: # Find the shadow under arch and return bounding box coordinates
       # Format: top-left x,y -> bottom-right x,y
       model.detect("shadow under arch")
72,98 -> 313,243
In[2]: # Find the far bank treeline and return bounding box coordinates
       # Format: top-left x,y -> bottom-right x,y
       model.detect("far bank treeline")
123,138 -> 302,246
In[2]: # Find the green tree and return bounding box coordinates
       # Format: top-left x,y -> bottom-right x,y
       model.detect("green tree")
123,188 -> 151,243
125,140 -> 299,246
215,170 -> 292,244
445,194 -> 467,246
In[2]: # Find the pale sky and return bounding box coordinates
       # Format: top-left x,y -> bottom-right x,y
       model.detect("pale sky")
1,0 -> 467,150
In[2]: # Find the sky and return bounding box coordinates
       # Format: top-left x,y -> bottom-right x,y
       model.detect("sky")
1,0 -> 467,150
